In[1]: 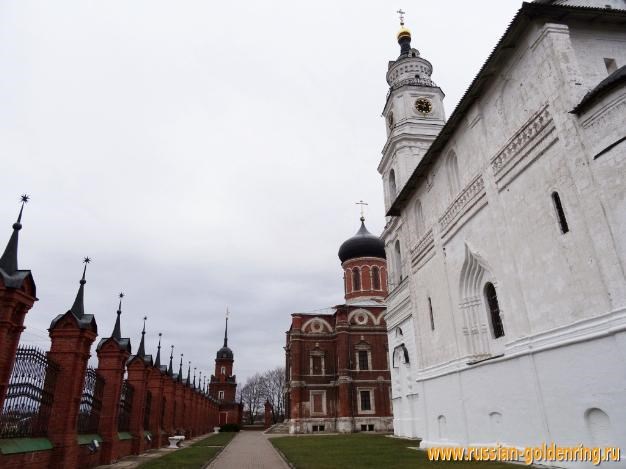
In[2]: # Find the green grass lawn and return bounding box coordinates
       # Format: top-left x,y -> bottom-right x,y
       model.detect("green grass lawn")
138,432 -> 237,468
271,434 -> 517,469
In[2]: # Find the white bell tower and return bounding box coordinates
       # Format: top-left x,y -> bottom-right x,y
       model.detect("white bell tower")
379,11 -> 446,213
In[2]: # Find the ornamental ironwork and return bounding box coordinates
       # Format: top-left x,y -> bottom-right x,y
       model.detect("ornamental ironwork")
118,379 -> 133,431
77,366 -> 104,434
0,346 -> 59,439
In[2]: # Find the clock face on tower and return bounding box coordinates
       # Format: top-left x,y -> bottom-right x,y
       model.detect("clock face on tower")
415,97 -> 433,116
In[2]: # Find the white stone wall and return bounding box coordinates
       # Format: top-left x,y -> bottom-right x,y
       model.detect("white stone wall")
381,7 -> 626,466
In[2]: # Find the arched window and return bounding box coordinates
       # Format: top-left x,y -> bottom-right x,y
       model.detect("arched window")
389,169 -> 397,198
484,282 -> 504,338
428,296 -> 435,331
352,267 -> 361,291
394,240 -> 403,283
372,266 -> 381,290
446,151 -> 460,198
221,366 -> 226,375
551,192 -> 569,234
415,199 -> 424,238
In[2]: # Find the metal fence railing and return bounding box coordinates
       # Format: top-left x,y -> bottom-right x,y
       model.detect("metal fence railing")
77,367 -> 104,434
0,346 -> 59,439
118,380 -> 133,432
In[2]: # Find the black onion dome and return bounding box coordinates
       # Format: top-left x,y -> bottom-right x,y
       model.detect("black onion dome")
338,219 -> 386,263
216,346 -> 233,360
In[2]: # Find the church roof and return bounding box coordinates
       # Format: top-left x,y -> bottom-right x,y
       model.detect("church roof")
338,218 -> 386,263
217,346 -> 234,360
387,2 -> 626,216
571,65 -> 626,114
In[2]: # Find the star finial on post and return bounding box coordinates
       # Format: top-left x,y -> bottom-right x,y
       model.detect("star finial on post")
18,194 -> 30,225
356,200 -> 368,222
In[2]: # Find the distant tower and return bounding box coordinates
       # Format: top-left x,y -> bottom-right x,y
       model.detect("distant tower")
380,11 -> 446,213
209,313 -> 237,403
338,215 -> 388,302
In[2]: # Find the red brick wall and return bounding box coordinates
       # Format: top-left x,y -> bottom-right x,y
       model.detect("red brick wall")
286,300 -> 392,424
209,358 -> 237,403
0,449 -> 52,469
342,257 -> 388,301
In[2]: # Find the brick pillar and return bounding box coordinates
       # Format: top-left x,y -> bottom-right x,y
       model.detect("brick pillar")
189,390 -> 197,436
183,386 -> 193,437
264,400 -> 273,429
96,339 -> 130,464
162,378 -> 176,436
0,202 -> 37,411
335,308 -> 353,432
174,382 -> 185,433
0,282 -> 36,411
47,313 -> 97,468
127,357 -> 151,454
147,369 -> 165,446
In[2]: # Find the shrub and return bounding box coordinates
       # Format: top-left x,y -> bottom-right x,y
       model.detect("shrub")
219,423 -> 240,432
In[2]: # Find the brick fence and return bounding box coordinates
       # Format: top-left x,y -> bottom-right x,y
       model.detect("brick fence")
0,204 -> 226,468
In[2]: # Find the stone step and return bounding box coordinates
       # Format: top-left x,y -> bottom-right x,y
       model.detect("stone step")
265,422 -> 290,434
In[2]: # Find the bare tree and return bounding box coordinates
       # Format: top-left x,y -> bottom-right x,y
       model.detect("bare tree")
260,366 -> 285,424
240,373 -> 264,424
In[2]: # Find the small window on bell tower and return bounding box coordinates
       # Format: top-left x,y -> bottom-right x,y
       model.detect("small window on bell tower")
221,366 -> 226,375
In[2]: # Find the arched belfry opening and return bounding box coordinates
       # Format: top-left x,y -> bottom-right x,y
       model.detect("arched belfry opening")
459,243 -> 504,359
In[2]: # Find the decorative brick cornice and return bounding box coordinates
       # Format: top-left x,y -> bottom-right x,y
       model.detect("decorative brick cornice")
439,174 -> 486,236
410,228 -> 434,266
490,104 -> 556,186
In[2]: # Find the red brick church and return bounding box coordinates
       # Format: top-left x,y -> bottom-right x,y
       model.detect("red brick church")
208,314 -> 243,425
284,216 -> 393,433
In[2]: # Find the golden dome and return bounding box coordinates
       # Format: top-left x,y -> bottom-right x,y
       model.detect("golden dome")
397,26 -> 411,41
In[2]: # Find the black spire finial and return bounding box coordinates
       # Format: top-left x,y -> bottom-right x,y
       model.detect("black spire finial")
168,345 -> 174,376
186,361 -> 191,385
70,257 -> 90,319
154,333 -> 162,368
224,307 -> 229,348
112,292 -> 124,340
136,316 -> 147,358
177,354 -> 183,383
0,195 -> 29,275
193,368 -> 197,388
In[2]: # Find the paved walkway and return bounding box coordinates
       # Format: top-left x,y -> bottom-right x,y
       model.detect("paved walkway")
208,431 -> 290,469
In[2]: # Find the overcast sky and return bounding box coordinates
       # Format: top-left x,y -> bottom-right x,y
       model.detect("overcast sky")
1,0 -> 523,384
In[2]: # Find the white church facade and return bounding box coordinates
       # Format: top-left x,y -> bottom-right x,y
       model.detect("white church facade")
380,1 -> 626,466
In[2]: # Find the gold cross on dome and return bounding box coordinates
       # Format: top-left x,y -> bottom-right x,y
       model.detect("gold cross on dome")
356,200 -> 368,219
397,9 -> 405,26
